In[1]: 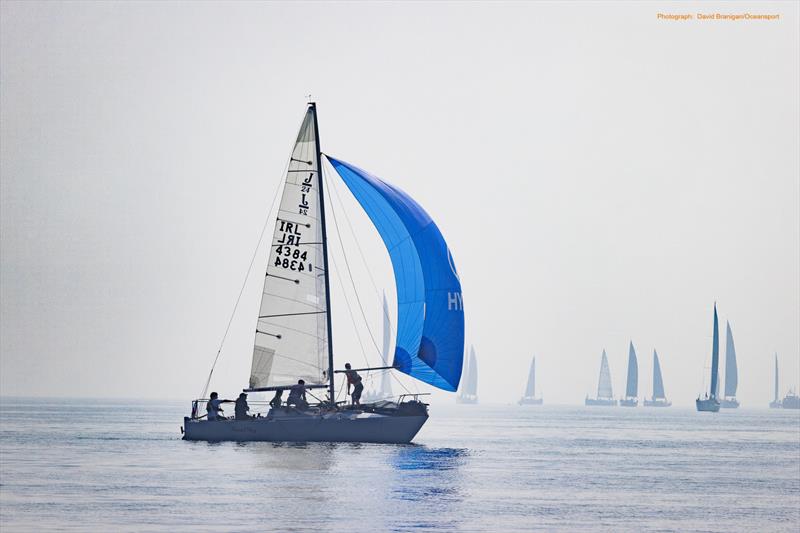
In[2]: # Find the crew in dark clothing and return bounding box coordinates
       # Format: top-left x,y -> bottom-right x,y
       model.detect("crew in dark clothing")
269,389 -> 284,408
345,363 -> 364,406
235,392 -> 252,420
286,380 -> 309,410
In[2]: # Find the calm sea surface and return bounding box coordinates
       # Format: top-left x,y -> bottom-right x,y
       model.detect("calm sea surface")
1,398 -> 798,532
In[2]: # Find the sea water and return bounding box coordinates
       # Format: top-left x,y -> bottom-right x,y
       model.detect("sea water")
1,398 -> 798,532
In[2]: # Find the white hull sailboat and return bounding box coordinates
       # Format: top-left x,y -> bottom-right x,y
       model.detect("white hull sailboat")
586,350 -> 617,406
182,103 -> 466,443
518,356 -> 543,405
696,304 -> 721,412
643,350 -> 671,407
619,342 -> 639,407
720,321 -> 740,408
457,346 -> 478,404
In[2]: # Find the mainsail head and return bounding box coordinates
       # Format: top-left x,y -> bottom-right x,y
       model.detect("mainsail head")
249,107 -> 329,390
724,321 -> 738,397
626,341 -> 639,398
598,349 -> 613,399
328,157 -> 465,391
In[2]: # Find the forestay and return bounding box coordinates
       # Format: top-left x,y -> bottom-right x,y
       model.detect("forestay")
249,108 -> 329,390
327,157 -> 465,391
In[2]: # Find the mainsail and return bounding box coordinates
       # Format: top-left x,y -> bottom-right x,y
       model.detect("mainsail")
709,304 -> 720,398
249,107 -> 329,390
724,321 -> 738,397
525,357 -> 536,398
328,157 -> 465,391
652,350 -> 666,400
465,346 -> 478,396
625,342 -> 639,398
598,350 -> 613,399
774,353 -> 779,403
379,292 -> 393,398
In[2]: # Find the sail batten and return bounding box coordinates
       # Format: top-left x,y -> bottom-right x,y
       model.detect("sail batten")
328,156 -> 465,392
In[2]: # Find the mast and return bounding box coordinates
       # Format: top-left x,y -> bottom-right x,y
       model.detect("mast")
774,353 -> 779,403
310,102 -> 336,405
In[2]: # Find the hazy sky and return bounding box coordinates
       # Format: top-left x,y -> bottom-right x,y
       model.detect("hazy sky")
2,1 -> 798,407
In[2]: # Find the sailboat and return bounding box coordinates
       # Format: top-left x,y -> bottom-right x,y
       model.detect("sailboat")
769,353 -> 781,408
643,350 -> 671,407
518,356 -> 543,405
720,321 -> 740,408
363,293 -> 394,403
619,342 -> 639,407
782,389 -> 800,409
457,345 -> 478,404
586,350 -> 617,406
696,304 -> 721,412
182,103 -> 465,443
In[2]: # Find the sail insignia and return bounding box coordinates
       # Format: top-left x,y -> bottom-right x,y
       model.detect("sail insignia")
327,156 -> 465,391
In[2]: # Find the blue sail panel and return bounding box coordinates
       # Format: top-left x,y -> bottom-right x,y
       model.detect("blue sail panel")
327,156 -> 465,391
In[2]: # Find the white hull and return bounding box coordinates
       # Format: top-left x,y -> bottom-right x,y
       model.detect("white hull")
720,398 -> 739,409
696,398 -> 720,412
643,399 -> 672,407
183,405 -> 428,444
518,397 -> 543,405
585,398 -> 617,406
619,398 -> 638,407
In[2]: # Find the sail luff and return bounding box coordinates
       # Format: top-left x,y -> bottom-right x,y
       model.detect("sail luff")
710,304 -> 720,398
626,342 -> 638,398
653,350 -> 665,400
724,321 -> 738,397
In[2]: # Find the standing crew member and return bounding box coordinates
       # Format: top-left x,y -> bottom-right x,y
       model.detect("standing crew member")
344,363 -> 364,406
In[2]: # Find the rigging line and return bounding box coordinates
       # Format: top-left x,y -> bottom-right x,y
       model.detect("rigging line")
323,170 -> 384,361
325,158 -> 399,344
200,108 -> 309,399
329,249 -> 373,370
325,166 -> 414,396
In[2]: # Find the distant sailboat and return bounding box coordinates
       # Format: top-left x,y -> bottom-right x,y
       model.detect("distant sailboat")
769,353 -> 781,408
363,293 -> 394,403
782,389 -> 800,409
586,350 -> 617,406
696,304 -> 721,412
720,322 -> 740,408
644,350 -> 671,407
457,345 -> 478,404
619,342 -> 639,407
518,356 -> 543,405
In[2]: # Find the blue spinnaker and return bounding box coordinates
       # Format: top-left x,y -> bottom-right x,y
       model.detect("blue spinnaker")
327,156 -> 465,391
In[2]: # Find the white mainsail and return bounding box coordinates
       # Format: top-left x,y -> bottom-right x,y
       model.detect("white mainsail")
598,350 -> 613,399
379,292 -> 393,398
625,342 -> 639,399
249,108 -> 329,390
466,346 -> 478,396
724,321 -> 738,398
524,357 -> 536,398
653,350 -> 666,400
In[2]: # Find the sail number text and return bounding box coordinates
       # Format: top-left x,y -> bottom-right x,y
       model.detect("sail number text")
273,220 -> 313,273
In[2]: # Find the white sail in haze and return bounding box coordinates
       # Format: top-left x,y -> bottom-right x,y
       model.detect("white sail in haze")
525,357 -> 536,398
724,321 -> 738,398
653,350 -> 666,400
249,109 -> 329,389
466,346 -> 478,396
380,292 -> 393,398
598,349 -> 613,399
625,342 -> 639,399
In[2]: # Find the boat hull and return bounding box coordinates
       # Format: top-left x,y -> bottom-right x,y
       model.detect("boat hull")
619,398 -> 638,407
518,397 -> 543,406
696,398 -> 720,412
769,401 -> 782,409
183,406 -> 428,444
456,396 -> 478,404
782,395 -> 800,409
585,398 -> 617,406
643,399 -> 672,407
720,398 -> 740,409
